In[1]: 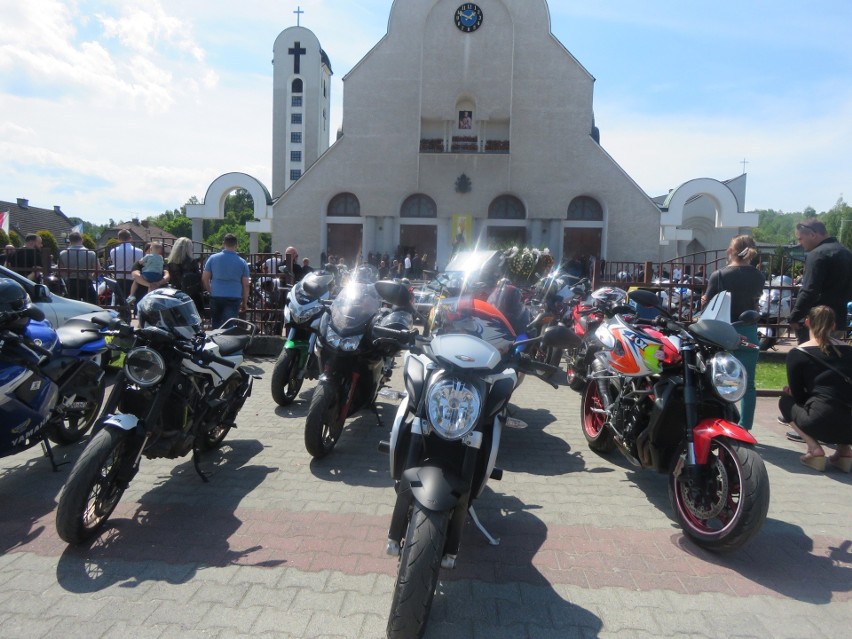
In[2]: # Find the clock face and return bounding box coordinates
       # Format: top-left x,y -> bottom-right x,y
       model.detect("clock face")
455,4 -> 483,33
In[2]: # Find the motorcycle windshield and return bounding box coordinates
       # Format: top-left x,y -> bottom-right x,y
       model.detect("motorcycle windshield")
432,293 -> 517,355
330,282 -> 381,336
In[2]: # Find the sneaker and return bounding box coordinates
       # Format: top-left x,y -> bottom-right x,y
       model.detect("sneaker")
125,295 -> 136,305
776,415 -> 788,425
786,431 -> 804,443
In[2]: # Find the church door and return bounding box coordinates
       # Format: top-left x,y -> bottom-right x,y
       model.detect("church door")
399,225 -> 437,272
326,223 -> 363,266
563,228 -> 602,261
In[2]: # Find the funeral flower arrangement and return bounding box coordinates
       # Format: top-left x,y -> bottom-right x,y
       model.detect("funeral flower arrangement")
505,247 -> 553,284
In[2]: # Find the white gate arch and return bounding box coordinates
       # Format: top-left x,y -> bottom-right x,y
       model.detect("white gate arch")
658,177 -> 758,245
185,172 -> 275,251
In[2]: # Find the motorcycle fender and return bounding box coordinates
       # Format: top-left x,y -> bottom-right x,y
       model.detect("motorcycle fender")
388,393 -> 411,479
692,418 -> 758,464
401,466 -> 466,513
101,413 -> 139,432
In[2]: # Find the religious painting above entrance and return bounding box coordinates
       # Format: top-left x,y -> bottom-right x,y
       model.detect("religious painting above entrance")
455,4 -> 483,33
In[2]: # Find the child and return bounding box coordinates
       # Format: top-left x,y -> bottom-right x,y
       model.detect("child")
126,242 -> 165,304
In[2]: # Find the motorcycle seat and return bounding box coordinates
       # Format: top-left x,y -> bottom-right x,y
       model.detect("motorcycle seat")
210,334 -> 250,356
55,323 -> 104,349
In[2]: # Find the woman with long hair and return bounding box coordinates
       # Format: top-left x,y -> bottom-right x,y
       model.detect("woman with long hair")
779,305 -> 852,471
700,234 -> 764,429
166,237 -> 204,316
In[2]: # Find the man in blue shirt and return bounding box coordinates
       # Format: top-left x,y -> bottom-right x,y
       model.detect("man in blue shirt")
202,234 -> 250,328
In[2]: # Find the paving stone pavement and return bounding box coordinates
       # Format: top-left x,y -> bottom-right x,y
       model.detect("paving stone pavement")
0,356 -> 850,638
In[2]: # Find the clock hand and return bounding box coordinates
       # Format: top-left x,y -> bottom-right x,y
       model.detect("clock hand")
461,10 -> 475,20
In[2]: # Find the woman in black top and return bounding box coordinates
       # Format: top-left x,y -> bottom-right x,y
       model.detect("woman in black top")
779,305 -> 852,471
701,235 -> 764,430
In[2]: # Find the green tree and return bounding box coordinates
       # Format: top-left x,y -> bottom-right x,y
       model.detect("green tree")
81,233 -> 97,250
0,228 -> 8,247
36,230 -> 59,260
9,230 -> 21,247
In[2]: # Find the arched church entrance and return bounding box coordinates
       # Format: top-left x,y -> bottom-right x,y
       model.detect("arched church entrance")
398,194 -> 437,269
326,193 -> 362,266
563,196 -> 604,263
486,195 -> 526,248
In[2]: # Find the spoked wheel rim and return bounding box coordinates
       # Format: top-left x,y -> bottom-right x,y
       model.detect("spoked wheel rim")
582,383 -> 606,438
672,439 -> 744,537
82,439 -> 128,532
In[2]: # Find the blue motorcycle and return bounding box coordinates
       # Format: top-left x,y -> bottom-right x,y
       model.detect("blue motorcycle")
0,278 -> 112,468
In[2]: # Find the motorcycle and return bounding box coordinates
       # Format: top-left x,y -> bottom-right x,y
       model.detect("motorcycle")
1,278 -> 112,470
757,275 -> 793,350
381,286 -> 579,639
563,284 -> 631,391
524,269 -> 580,367
304,266 -> 417,458
270,270 -> 335,406
581,289 -> 770,552
55,288 -> 256,544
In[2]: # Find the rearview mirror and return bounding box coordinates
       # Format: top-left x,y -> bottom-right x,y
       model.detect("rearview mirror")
542,324 -> 581,349
375,280 -> 412,308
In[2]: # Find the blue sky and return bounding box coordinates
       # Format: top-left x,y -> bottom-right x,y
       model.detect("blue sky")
1,0 -> 850,226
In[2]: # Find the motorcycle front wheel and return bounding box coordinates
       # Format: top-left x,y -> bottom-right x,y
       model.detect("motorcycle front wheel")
270,347 -> 303,406
581,380 -> 615,453
47,383 -> 106,445
669,437 -> 770,552
387,504 -> 451,639
304,380 -> 344,458
56,427 -> 133,544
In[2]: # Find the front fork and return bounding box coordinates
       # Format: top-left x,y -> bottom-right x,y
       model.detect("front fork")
681,345 -> 701,476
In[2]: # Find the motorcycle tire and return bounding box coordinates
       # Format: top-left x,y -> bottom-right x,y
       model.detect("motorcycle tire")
304,381 -> 345,458
201,373 -> 246,450
581,380 -> 616,453
270,348 -> 303,407
669,437 -> 770,553
47,382 -> 106,445
55,427 -> 133,544
565,345 -> 589,392
387,503 -> 451,639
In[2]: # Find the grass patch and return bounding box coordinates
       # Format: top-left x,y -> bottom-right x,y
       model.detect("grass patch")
755,360 -> 787,390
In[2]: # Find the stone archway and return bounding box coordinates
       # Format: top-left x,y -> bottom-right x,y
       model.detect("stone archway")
185,172 -> 274,251
658,177 -> 758,246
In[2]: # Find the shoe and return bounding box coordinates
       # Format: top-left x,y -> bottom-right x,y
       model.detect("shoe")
776,415 -> 789,425
828,454 -> 852,473
125,295 -> 136,305
800,452 -> 827,471
786,431 -> 804,443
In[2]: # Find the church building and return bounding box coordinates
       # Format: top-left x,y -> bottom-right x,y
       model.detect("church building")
188,0 -> 756,268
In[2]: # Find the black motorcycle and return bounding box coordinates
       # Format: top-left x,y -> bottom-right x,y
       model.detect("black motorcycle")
55,289 -> 256,544
304,267 -> 417,459
381,288 -> 579,639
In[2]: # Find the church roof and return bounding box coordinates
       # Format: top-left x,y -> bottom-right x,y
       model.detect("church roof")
320,49 -> 332,74
0,198 -> 74,240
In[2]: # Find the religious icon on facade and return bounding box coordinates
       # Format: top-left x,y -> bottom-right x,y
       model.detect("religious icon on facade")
458,110 -> 472,129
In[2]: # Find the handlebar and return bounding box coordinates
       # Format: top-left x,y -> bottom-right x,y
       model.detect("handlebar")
372,324 -> 417,345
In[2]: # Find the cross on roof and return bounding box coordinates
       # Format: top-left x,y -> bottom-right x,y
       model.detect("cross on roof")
294,6 -> 304,27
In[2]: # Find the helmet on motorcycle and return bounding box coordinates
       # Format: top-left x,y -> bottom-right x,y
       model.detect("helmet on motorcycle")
137,288 -> 202,339
0,278 -> 30,313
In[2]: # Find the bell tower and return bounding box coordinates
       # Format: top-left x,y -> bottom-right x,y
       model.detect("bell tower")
272,22 -> 332,198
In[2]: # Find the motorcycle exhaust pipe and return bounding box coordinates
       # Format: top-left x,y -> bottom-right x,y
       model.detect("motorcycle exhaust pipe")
591,357 -> 613,409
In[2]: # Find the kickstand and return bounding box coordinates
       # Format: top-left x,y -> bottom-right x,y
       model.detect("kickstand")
41,438 -> 65,472
192,449 -> 210,483
371,402 -> 384,429
468,505 -> 500,546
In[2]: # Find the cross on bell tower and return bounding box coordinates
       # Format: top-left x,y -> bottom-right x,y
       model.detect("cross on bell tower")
294,5 -> 304,27
289,41 -> 306,74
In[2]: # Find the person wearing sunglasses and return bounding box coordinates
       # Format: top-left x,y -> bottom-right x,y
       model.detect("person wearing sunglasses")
789,219 -> 852,344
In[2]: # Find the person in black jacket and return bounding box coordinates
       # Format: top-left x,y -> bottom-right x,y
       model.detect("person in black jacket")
789,219 -> 852,343
779,305 -> 852,472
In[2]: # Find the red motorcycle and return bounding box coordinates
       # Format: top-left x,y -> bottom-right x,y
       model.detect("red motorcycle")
581,290 -> 769,552
563,283 -> 630,391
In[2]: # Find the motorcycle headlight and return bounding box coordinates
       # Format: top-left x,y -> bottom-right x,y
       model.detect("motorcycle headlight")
709,352 -> 746,403
291,301 -> 320,324
325,324 -> 363,352
426,378 -> 482,441
124,347 -> 166,387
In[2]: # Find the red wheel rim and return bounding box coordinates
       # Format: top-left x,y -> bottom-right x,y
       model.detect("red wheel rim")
582,383 -> 606,438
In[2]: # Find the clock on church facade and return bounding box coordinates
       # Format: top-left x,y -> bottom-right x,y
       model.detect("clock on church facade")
455,4 -> 483,33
